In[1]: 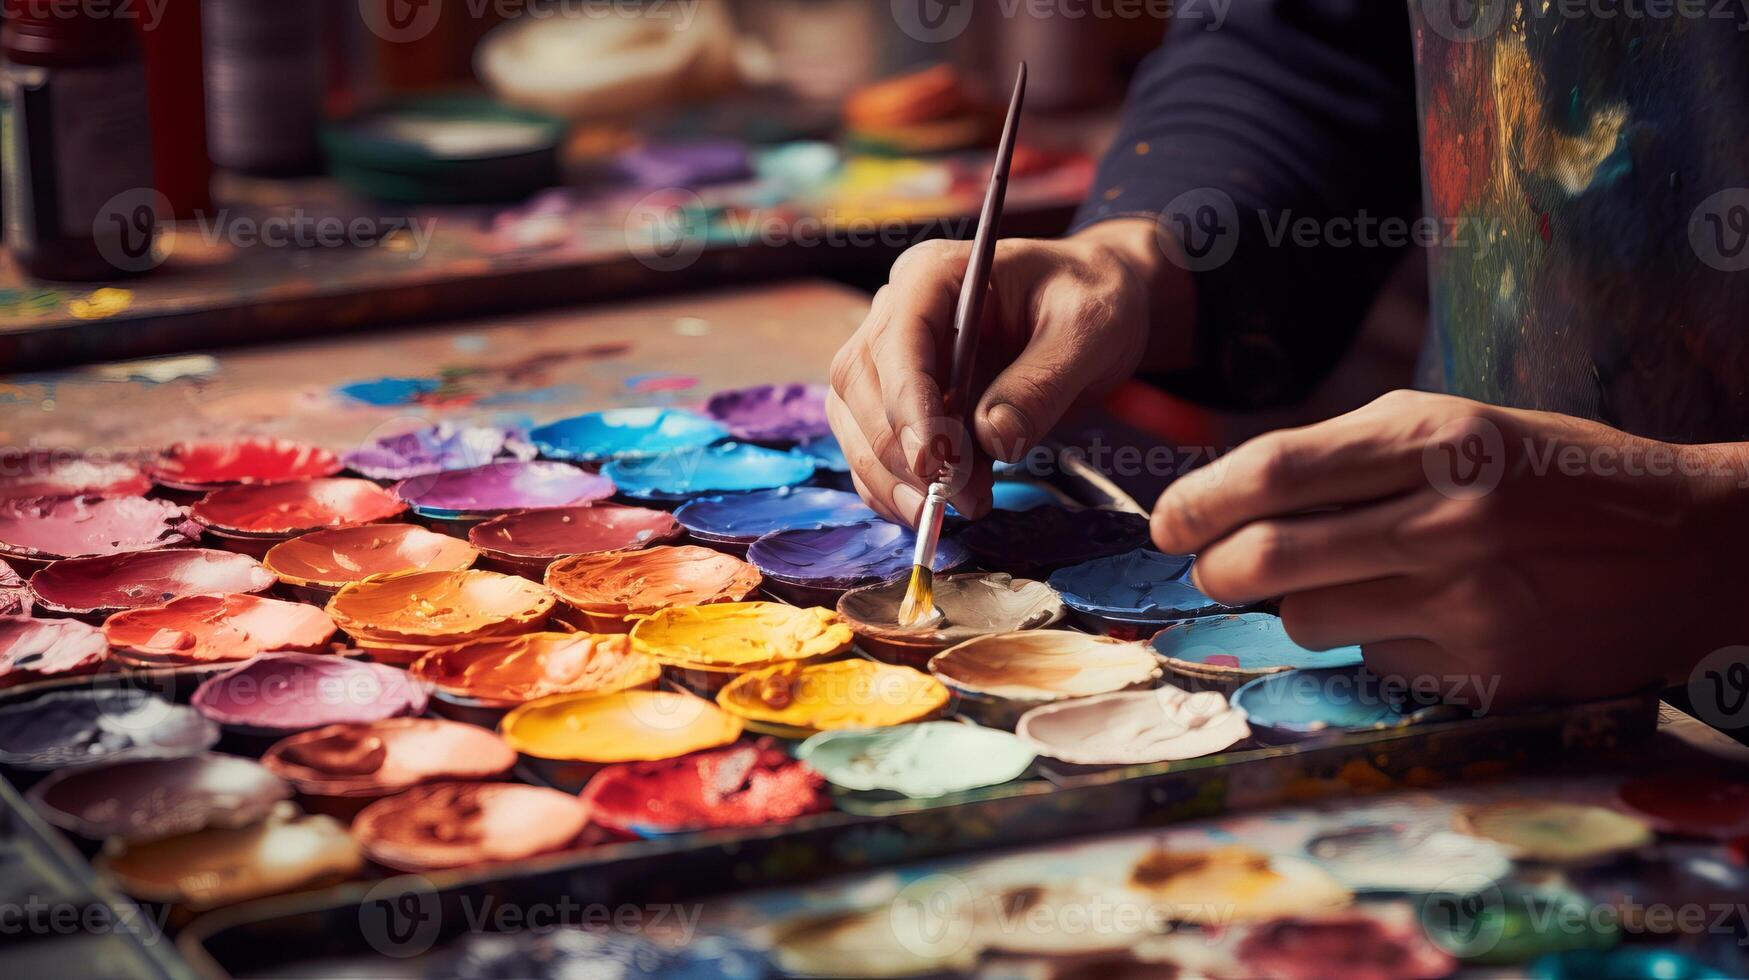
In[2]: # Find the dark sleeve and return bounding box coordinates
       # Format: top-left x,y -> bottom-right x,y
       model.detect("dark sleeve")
1072,0 -> 1422,410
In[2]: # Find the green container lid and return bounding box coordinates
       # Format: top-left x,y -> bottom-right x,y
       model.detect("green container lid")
323,96 -> 565,204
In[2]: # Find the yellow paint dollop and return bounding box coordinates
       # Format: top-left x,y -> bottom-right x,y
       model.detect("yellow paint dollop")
717,658 -> 948,734
498,689 -> 742,763
630,601 -> 853,671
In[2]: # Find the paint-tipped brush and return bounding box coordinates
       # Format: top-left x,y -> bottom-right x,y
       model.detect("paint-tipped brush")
898,62 -> 1027,628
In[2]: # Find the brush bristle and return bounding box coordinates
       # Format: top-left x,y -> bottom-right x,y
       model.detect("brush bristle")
897,564 -> 936,627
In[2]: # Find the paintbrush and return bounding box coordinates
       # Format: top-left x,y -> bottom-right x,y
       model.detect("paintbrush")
898,62 -> 1028,628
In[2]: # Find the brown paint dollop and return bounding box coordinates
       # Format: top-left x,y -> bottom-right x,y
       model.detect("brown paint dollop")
262,718 -> 518,797
837,573 -> 1065,646
192,478 -> 406,536
263,524 -> 477,591
927,631 -> 1163,702
29,548 -> 275,618
103,593 -> 338,666
27,753 -> 291,841
352,782 -> 594,871
468,504 -> 682,567
98,806 -> 361,910
544,545 -> 760,631
412,631 -> 658,707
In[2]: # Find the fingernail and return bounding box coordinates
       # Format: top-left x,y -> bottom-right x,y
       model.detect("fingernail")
899,426 -> 926,474
984,404 -> 1031,462
893,484 -> 925,525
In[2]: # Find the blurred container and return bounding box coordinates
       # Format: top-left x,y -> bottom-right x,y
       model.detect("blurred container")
201,0 -> 323,175
137,0 -> 212,216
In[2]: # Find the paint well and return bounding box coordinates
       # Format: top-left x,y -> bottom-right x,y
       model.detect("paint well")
1016,686 -> 1250,765
630,602 -> 854,671
325,569 -> 554,658
1152,613 -> 1362,673
393,460 -> 614,517
603,443 -> 815,500
499,689 -> 743,763
530,407 -> 727,462
0,496 -> 199,563
468,503 -> 682,562
716,658 -> 949,733
352,782 -> 591,871
411,631 -> 659,707
1456,800 -> 1653,864
0,690 -> 218,770
192,653 -> 428,733
103,593 -> 338,666
1229,667 -> 1409,741
956,507 -> 1150,576
797,722 -> 1035,798
1233,912 -> 1456,979
748,520 -> 970,591
263,524 -> 477,592
0,616 -> 109,686
28,548 -> 275,617
674,487 -> 877,543
1125,846 -> 1351,924
343,423 -> 533,480
0,451 -> 151,500
261,718 -> 518,797
1048,549 -> 1213,622
99,808 -> 361,910
192,478 -> 407,536
149,437 -> 341,490
545,545 -> 761,629
928,631 -> 1161,703
580,738 -> 830,836
704,383 -> 830,443
27,753 -> 291,841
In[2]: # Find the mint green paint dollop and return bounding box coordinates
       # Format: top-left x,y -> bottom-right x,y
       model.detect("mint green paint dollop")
796,722 -> 1034,799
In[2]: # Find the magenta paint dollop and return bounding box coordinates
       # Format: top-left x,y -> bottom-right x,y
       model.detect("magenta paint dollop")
0,496 -> 199,568
191,653 -> 429,735
394,460 -> 614,517
28,548 -> 276,618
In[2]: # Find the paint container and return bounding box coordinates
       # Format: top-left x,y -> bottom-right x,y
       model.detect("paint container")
148,438 -> 341,493
836,572 -> 1065,668
0,616 -> 108,688
263,524 -> 478,604
927,631 -> 1163,729
544,545 -> 761,634
96,805 -> 361,913
674,487 -> 878,557
467,503 -> 683,577
26,752 -> 290,842
1531,949 -> 1729,980
200,0 -> 323,175
955,507 -> 1151,577
1616,773 -> 1749,841
0,564 -> 28,616
796,721 -> 1035,800
191,653 -> 428,743
579,737 -> 830,839
0,689 -> 218,772
343,423 -> 534,482
1125,845 -> 1352,925
716,658 -> 949,738
324,569 -> 555,666
394,460 -> 615,533
1151,613 -> 1363,693
191,478 -> 409,557
1016,686 -> 1250,769
323,97 -> 565,204
530,408 -> 727,463
1231,909 -> 1456,980
352,782 -> 595,873
28,548 -> 275,621
703,383 -> 830,444
1303,824 -> 1513,893
261,718 -> 518,816
602,443 -> 816,504
1418,882 -> 1617,965
1229,667 -> 1417,744
630,601 -> 855,696
498,689 -> 743,793
1454,800 -> 1653,865
1048,548 -> 1226,638
0,496 -> 200,573
410,632 -> 659,727
0,451 -> 151,501
103,593 -> 338,668
748,520 -> 971,607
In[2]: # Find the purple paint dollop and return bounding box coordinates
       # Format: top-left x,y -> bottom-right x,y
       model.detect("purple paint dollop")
393,460 -> 613,516
705,384 -> 831,443
344,423 -> 534,481
748,520 -> 969,590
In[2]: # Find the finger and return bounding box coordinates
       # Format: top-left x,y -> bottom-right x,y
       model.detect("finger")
829,390 -> 924,526
873,241 -> 970,476
1153,408 -> 1436,554
1188,491 -> 1441,605
1359,639 -> 1499,710
1276,576 -> 1433,650
829,346 -> 931,500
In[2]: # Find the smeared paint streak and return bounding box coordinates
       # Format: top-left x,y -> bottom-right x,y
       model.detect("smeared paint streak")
67,288 -> 134,320
334,344 -> 629,408
624,372 -> 699,393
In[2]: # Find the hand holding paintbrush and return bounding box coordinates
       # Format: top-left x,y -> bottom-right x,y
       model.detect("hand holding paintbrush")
897,63 -> 1028,627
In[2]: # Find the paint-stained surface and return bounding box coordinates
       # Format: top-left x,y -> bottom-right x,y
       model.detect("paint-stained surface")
1410,2 -> 1749,441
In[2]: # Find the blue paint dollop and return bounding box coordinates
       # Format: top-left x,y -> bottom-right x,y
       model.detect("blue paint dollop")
603,442 -> 816,501
675,487 -> 877,543
1048,549 -> 1219,623
1152,613 -> 1362,673
531,408 -> 726,462
1231,666 -> 1407,742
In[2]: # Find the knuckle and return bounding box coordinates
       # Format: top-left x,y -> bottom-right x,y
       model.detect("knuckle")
1243,522 -> 1295,582
1247,436 -> 1301,495
1277,595 -> 1326,648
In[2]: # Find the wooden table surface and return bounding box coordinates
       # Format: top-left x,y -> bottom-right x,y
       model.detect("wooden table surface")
0,279 -> 867,455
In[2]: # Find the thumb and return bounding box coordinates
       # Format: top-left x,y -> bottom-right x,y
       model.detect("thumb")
973,331 -> 1097,464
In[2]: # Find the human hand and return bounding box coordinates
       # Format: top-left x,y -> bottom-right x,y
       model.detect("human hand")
1154,390 -> 1749,707
826,219 -> 1182,525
